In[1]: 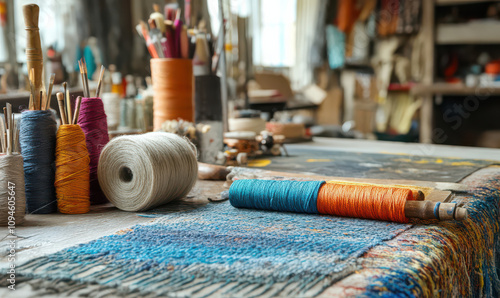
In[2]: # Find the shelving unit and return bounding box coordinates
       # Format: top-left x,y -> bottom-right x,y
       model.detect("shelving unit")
412,83 -> 500,96
436,21 -> 500,44
436,0 -> 500,5
418,0 -> 500,144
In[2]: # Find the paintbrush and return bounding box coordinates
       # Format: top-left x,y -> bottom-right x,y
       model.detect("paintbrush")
56,92 -> 67,125
164,20 -> 175,58
95,66 -> 105,98
148,18 -> 164,58
45,73 -> 55,110
150,3 -> 166,33
62,82 -> 71,123
180,26 -> 189,59
139,21 -> 159,58
6,103 -> 12,155
3,107 -> 7,153
78,60 -> 88,97
0,110 -> 5,153
28,69 -> 36,110
73,96 -> 82,125
173,9 -> 183,59
12,113 -> 18,153
82,59 -> 90,97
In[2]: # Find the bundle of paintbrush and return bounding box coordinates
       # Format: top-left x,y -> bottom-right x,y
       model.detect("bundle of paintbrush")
0,103 -> 19,154
78,58 -> 103,98
137,4 -> 190,59
56,92 -> 81,125
27,70 -> 56,111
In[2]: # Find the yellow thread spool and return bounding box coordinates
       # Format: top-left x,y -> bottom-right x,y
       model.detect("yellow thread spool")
55,125 -> 90,214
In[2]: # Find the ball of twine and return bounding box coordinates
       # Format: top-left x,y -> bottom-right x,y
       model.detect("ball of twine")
0,154 -> 26,225
98,132 -> 198,211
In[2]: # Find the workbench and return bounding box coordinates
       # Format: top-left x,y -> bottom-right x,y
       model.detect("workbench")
1,137 -> 499,297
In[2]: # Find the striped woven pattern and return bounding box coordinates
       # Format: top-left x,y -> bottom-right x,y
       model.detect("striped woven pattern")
15,201 -> 411,296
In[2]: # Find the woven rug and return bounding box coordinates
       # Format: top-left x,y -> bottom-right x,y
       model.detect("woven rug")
323,166 -> 500,297
5,166 -> 500,297
12,200 -> 411,297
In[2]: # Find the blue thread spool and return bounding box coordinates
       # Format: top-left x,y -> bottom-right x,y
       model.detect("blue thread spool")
19,110 -> 57,214
229,180 -> 325,214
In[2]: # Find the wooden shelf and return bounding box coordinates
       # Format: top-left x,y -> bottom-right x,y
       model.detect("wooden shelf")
436,21 -> 500,44
436,0 -> 500,5
411,83 -> 500,96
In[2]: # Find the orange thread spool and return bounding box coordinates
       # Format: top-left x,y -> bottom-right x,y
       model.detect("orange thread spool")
317,182 -> 414,223
55,125 -> 90,214
151,58 -> 194,130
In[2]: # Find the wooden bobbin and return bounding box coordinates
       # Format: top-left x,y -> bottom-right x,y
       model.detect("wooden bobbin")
198,163 -> 469,221
404,200 -> 468,221
23,4 -> 44,110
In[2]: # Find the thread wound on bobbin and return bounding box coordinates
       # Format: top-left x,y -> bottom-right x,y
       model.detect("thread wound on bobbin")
98,132 -> 198,212
78,97 -> 109,205
19,110 -> 57,214
0,154 -> 26,225
55,125 -> 90,214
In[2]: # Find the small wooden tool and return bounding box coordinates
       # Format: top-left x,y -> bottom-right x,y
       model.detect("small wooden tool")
56,92 -> 67,125
23,4 -> 44,110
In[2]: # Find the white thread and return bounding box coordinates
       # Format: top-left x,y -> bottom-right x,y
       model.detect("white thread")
101,92 -> 121,130
98,132 -> 198,211
0,154 -> 26,226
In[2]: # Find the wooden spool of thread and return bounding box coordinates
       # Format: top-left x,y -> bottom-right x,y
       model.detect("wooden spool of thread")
150,58 -> 194,130
0,154 -> 26,225
229,180 -> 467,223
77,97 -> 110,205
55,125 -> 90,214
19,110 -> 57,214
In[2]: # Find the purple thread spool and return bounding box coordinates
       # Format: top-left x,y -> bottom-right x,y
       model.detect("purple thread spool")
77,97 -> 109,204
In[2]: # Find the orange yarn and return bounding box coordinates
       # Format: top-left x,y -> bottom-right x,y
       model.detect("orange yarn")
55,125 -> 90,214
317,182 -> 414,223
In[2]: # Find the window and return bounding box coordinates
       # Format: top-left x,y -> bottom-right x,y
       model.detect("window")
252,0 -> 296,67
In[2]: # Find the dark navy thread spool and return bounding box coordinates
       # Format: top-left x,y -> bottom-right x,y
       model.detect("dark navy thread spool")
19,110 -> 57,214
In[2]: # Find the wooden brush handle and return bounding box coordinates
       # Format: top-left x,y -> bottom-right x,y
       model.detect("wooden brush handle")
23,4 -> 43,109
198,163 -> 231,180
404,200 -> 467,221
200,164 -> 469,221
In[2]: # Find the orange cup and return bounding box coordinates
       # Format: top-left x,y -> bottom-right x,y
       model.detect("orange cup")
150,58 -> 194,130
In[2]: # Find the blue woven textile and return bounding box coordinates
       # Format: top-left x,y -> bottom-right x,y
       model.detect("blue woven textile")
17,201 -> 411,296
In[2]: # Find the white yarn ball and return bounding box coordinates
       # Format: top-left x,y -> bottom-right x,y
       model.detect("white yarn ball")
97,132 -> 198,211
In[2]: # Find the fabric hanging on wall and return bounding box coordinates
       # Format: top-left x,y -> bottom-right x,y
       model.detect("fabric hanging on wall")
326,24 -> 345,70
290,0 -> 327,90
0,0 -> 8,62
